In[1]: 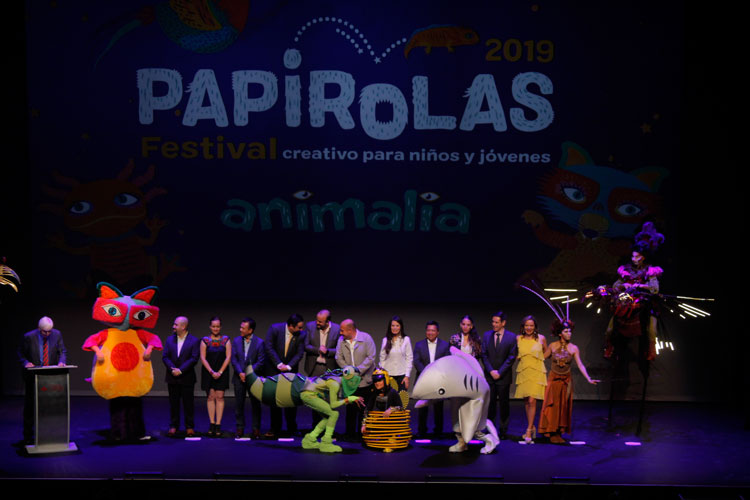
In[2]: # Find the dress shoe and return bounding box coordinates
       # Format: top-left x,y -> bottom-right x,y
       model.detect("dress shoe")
167,428 -> 177,437
186,428 -> 195,437
251,429 -> 261,439
235,427 -> 244,439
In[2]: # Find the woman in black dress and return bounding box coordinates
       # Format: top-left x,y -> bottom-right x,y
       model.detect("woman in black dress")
200,316 -> 231,436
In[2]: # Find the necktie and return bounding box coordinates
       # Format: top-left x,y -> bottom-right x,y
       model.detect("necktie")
43,337 -> 49,366
495,333 -> 500,348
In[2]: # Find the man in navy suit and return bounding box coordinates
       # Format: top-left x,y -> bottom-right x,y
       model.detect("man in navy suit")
18,316 -> 67,443
231,317 -> 265,439
413,320 -> 450,437
481,311 -> 517,439
162,316 -> 200,437
264,314 -> 307,437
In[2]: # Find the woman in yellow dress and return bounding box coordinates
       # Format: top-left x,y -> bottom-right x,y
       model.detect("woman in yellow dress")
514,315 -> 547,443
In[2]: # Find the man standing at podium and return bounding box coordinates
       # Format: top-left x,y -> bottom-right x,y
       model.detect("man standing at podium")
18,316 -> 67,443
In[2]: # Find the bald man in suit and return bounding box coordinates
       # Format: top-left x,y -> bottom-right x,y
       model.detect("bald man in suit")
19,316 -> 67,443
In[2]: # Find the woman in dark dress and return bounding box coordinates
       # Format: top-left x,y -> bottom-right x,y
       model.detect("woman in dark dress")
200,316 -> 231,437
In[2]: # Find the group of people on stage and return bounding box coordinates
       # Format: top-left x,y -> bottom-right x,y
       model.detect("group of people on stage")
156,309 -> 600,444
19,309 -> 599,445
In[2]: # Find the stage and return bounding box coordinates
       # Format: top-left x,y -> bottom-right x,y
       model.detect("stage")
2,396 -> 748,497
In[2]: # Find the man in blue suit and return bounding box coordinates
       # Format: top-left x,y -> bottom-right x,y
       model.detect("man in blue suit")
18,316 -> 67,443
413,320 -> 450,437
264,314 -> 307,437
162,316 -> 200,437
481,311 -> 517,439
231,317 -> 265,439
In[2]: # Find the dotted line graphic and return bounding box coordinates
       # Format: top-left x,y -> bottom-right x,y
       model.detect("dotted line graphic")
292,16 -> 408,64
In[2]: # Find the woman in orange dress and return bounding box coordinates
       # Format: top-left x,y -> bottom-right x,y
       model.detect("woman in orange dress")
538,319 -> 599,443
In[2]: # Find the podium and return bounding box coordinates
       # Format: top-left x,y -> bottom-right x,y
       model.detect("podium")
25,365 -> 78,454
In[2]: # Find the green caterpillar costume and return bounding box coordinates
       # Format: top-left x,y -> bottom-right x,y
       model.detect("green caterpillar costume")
245,364 -> 361,453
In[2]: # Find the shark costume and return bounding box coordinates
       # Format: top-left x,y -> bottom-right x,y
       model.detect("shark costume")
411,347 -> 499,454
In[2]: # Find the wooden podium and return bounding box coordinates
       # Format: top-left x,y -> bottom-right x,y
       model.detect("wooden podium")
25,365 -> 78,454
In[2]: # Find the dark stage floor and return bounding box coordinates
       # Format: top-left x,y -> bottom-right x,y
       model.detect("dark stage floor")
1,396 -> 748,496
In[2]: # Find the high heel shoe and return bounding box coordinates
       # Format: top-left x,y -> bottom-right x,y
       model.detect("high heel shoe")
523,426 -> 536,443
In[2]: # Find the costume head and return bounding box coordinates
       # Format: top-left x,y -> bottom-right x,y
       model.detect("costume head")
339,365 -> 361,398
372,368 -> 391,389
552,319 -> 575,336
92,282 -> 159,330
632,221 -> 664,260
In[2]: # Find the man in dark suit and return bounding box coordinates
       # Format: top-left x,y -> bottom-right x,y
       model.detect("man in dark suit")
481,311 -> 517,439
162,316 -> 200,437
231,317 -> 265,439
264,313 -> 307,437
413,320 -> 450,437
18,316 -> 67,443
304,310 -> 341,428
304,310 -> 340,376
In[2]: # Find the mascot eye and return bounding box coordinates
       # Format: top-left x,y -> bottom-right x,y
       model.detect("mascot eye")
114,193 -> 139,207
69,201 -> 92,214
419,192 -> 440,202
133,310 -> 152,321
101,304 -> 123,317
438,388 -> 446,396
562,187 -> 586,203
615,203 -> 642,217
293,190 -> 313,200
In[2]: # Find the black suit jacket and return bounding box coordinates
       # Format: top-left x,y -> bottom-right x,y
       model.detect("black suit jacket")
413,338 -> 450,376
162,333 -> 200,385
19,328 -> 67,367
481,329 -> 517,383
304,321 -> 341,374
265,322 -> 306,374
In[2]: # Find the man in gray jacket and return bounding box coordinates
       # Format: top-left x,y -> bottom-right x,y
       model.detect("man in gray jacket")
335,319 -> 375,439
